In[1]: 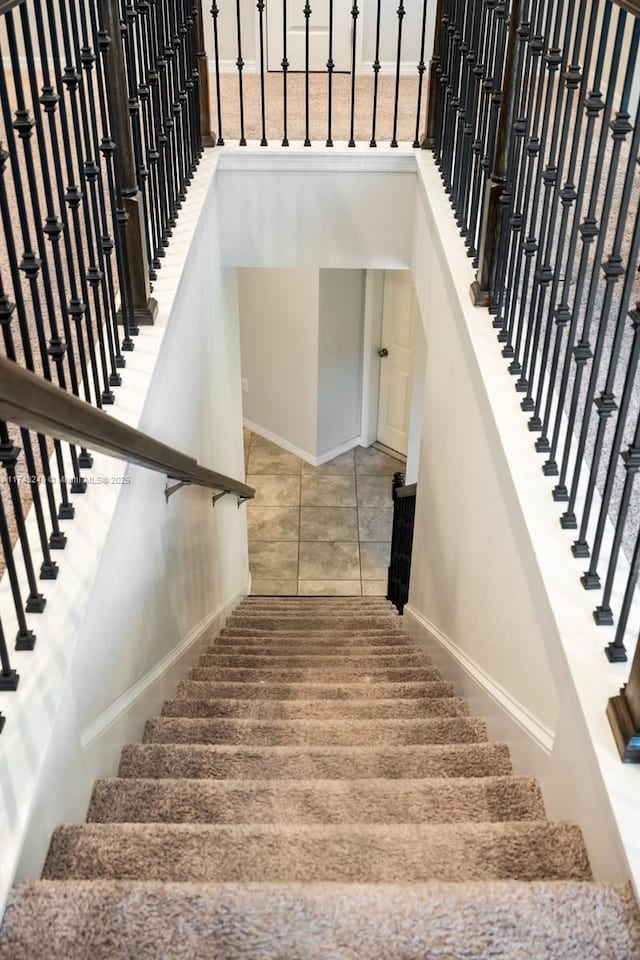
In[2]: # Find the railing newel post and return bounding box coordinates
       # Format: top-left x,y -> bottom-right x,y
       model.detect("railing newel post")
195,0 -> 215,147
607,639 -> 640,761
99,0 -> 158,326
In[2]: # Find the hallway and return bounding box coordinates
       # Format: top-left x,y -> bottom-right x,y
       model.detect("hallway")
244,431 -> 405,596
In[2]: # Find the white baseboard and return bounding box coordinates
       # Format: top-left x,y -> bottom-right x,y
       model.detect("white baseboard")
403,604 -> 555,767
244,418 -> 363,466
81,580 -> 249,775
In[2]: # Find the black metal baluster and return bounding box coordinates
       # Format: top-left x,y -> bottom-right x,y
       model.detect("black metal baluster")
326,0 -> 334,146
211,2 -> 224,145
235,0 -> 246,145
414,0 -> 429,148
465,0 -> 494,257
595,302 -> 640,649
147,0 -> 172,250
370,0 -> 382,147
535,0 -> 600,464
348,1 -> 359,147
304,1 -> 311,146
0,34 -> 67,553
11,7 -> 78,520
0,485 -> 35,650
557,10 -> 628,528
390,0 -> 406,148
0,612 -> 18,691
519,0 -> 579,413
257,0 -> 267,145
64,0 -> 117,403
76,0 -> 124,379
569,25 -> 640,567
453,0 -> 484,226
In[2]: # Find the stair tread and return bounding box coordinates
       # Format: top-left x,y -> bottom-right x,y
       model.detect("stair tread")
161,696 -> 468,719
87,775 -> 546,824
199,652 -> 427,665
119,742 -> 513,780
189,666 -> 443,682
142,716 -> 488,746
42,821 -> 592,883
175,680 -> 456,700
4,879 -> 638,960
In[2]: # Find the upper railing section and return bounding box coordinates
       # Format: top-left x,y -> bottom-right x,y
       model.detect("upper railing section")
428,0 -> 640,760
0,0 -> 248,734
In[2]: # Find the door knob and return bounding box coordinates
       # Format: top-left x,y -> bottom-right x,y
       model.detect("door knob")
378,348 -> 388,358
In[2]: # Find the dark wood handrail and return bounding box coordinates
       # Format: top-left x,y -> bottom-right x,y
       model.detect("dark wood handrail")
396,483 -> 417,499
0,357 -> 254,501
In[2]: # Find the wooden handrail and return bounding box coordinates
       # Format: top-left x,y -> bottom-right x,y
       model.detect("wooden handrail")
396,483 -> 417,499
0,357 -> 254,501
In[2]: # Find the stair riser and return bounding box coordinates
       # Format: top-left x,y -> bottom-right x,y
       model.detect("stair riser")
175,681 -> 455,700
43,822 -> 591,883
142,717 -> 488,747
161,697 -> 469,720
189,667 -> 443,683
87,776 -> 546,825
219,628 -> 405,638
118,744 -> 513,780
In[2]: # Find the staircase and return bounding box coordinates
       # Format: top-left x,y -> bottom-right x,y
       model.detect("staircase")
1,597 -> 639,958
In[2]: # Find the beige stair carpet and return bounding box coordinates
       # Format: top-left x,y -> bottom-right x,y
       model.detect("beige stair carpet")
1,597 -> 639,959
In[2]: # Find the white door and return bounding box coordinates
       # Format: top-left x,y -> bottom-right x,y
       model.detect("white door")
377,272 -> 417,457
267,1 -> 352,72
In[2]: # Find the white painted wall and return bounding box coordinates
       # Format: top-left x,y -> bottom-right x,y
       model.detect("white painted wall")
237,265 -> 365,461
0,153 -> 250,912
317,269 -> 365,456
238,267 -> 320,458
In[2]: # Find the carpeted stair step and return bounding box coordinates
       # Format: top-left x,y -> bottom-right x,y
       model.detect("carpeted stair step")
4,880 -> 637,960
225,614 -> 401,633
161,696 -> 469,720
212,636 -> 415,649
119,742 -> 513,780
219,626 -> 404,638
87,775 -> 545,825
175,679 -> 456,700
43,821 -> 591,883
197,651 -> 431,668
142,716 -> 488,746
189,665 -> 443,683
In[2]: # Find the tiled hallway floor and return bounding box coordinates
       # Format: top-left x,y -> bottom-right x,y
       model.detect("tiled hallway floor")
244,430 -> 405,596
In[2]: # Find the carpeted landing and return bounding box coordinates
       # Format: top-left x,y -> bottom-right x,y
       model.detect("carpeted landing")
1,597 -> 639,958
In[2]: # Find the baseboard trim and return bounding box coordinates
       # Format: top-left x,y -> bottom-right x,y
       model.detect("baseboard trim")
244,418 -> 363,466
80,582 -> 248,753
404,604 -> 555,756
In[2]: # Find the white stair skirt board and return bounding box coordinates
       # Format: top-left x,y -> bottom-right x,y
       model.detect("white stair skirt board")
403,605 -> 632,884
243,419 -> 363,467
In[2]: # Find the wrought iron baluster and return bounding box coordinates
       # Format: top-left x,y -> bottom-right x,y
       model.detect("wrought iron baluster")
257,0 -> 267,145
304,1 -> 311,146
414,0 -> 430,148
326,0 -> 334,146
235,0 -> 246,145
391,0 -> 406,148
348,1 -> 359,148
370,0 -> 382,148
211,2 -> 224,145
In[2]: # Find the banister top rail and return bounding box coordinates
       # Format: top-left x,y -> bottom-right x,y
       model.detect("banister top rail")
0,357 -> 255,501
0,0 -> 23,15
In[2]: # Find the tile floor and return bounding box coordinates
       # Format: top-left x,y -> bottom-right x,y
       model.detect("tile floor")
244,430 -> 406,596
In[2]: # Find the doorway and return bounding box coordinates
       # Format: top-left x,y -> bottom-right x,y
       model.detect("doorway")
266,1 -> 352,72
376,271 -> 418,458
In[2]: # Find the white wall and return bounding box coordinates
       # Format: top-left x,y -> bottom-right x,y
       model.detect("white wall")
238,267 -> 320,457
0,153 -> 250,911
237,264 -> 365,460
317,269 -> 365,456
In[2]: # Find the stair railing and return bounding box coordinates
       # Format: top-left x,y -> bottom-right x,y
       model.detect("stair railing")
0,356 -> 253,729
387,472 -> 417,614
427,0 -> 640,759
